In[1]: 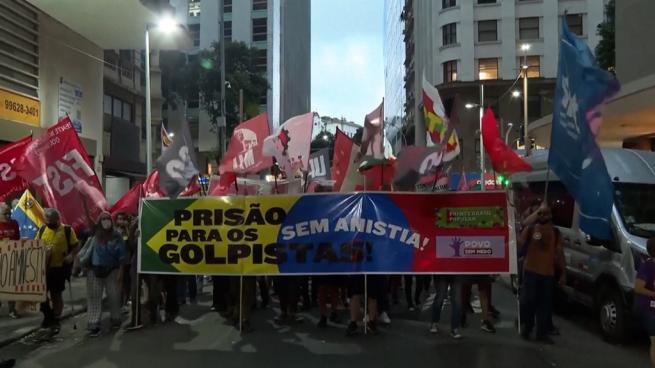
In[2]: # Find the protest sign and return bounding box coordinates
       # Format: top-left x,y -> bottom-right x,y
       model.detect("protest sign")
0,240 -> 47,302
139,191 -> 516,275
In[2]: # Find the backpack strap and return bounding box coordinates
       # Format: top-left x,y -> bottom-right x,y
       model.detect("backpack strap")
64,225 -> 72,253
36,225 -> 46,240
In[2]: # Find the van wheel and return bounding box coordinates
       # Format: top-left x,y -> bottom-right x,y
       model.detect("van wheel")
596,286 -> 628,342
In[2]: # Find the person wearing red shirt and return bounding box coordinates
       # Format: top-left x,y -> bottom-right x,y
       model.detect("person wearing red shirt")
0,203 -> 20,318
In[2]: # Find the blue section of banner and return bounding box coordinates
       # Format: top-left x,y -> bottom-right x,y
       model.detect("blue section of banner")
277,193 -> 415,273
549,22 -> 619,240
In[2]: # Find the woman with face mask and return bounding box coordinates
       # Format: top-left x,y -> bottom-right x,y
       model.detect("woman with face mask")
79,211 -> 127,337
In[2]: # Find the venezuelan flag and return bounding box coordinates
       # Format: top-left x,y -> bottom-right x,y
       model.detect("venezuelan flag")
11,189 -> 45,239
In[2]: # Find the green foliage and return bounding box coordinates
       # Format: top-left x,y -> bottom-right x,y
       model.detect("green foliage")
595,0 -> 615,72
161,41 -> 270,137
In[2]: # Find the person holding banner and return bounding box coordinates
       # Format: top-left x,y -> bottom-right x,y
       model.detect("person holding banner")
79,211 -> 127,337
0,203 -> 20,319
36,209 -> 80,332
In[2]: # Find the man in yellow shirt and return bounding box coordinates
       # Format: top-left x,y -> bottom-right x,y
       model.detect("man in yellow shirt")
36,208 -> 79,331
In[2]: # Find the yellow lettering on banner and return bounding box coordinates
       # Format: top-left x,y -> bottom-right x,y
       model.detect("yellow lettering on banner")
0,88 -> 41,127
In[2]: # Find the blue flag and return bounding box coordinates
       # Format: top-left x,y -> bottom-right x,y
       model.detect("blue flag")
549,22 -> 620,240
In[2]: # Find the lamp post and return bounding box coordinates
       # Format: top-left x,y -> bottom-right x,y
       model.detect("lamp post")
520,43 -> 531,156
465,83 -> 485,192
145,16 -> 178,174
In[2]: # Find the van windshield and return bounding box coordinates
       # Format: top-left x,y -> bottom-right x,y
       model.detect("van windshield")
614,183 -> 655,238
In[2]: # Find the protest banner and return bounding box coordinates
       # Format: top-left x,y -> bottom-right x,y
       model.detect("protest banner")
0,240 -> 47,302
139,191 -> 516,275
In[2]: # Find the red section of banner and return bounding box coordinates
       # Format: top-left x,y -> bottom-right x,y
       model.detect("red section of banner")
391,191 -> 511,273
14,117 -> 107,231
0,135 -> 31,201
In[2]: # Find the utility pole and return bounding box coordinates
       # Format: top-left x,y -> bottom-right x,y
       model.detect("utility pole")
219,0 -> 227,156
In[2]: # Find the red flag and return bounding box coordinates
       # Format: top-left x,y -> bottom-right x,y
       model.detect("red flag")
332,129 -> 364,192
142,170 -> 199,198
0,135 -> 32,201
219,113 -> 272,175
481,108 -> 532,175
14,117 -> 107,231
359,160 -> 395,190
110,184 -> 143,216
360,99 -> 384,159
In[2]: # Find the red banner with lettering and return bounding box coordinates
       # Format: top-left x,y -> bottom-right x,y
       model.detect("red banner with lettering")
14,117 -> 107,231
0,135 -> 31,202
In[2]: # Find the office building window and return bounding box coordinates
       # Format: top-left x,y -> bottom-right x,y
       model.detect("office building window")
252,18 -> 267,42
519,17 -> 539,40
478,58 -> 498,80
566,14 -> 583,36
224,20 -> 232,42
442,0 -> 456,9
478,20 -> 497,42
103,95 -> 112,115
253,0 -> 267,11
122,101 -> 132,121
443,60 -> 457,83
442,23 -> 456,46
477,0 -> 496,3
224,0 -> 232,13
188,0 -> 200,17
518,55 -> 541,78
255,48 -> 267,74
189,24 -> 200,47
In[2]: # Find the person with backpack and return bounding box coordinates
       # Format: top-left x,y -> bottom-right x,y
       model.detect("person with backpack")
518,204 -> 565,344
78,211 -> 127,337
36,208 -> 80,333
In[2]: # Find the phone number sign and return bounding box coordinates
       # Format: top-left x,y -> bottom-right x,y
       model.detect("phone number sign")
0,88 -> 40,127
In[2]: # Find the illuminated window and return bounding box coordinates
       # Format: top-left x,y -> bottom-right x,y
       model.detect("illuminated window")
478,58 -> 498,80
518,56 -> 540,78
188,0 -> 200,17
443,60 -> 457,83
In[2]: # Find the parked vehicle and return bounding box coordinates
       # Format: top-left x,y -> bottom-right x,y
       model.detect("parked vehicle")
510,148 -> 655,342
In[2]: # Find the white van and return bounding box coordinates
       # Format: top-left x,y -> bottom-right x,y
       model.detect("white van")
510,148 -> 655,341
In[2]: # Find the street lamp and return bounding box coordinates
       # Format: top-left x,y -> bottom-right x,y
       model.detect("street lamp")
520,43 -> 531,156
505,122 -> 514,144
465,84 -> 485,191
465,103 -> 477,109
512,90 -> 521,98
168,132 -> 175,138
145,16 -> 180,174
322,133 -> 329,141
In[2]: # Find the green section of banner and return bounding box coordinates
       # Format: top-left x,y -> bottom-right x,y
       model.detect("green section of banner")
140,198 -> 195,273
435,206 -> 505,228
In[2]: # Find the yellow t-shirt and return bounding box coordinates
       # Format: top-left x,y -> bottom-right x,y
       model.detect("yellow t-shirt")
37,225 -> 79,268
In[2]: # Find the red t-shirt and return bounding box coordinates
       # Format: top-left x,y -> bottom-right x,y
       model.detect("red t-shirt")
0,220 -> 20,240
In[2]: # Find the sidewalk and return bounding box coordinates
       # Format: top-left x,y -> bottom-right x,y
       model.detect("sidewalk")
0,276 -> 87,348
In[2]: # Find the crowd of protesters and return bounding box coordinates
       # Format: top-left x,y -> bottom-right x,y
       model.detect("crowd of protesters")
0,195 -> 582,346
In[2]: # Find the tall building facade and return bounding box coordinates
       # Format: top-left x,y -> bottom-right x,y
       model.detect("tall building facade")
170,0 -> 310,172
387,0 -> 607,171
383,0 -> 406,151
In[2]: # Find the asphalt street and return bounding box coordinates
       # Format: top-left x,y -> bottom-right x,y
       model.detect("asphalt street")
0,280 -> 650,368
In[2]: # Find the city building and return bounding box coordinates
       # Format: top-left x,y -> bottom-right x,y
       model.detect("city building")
384,0 -> 406,152
531,0 -> 655,151
1,0 -> 189,205
168,0 -> 310,173
312,114 -> 359,139
387,0 -> 607,171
